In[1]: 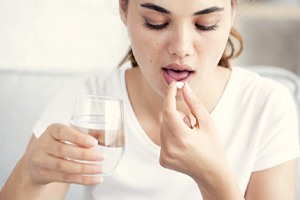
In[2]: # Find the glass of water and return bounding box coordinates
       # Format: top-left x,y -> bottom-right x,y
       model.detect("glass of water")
70,95 -> 125,176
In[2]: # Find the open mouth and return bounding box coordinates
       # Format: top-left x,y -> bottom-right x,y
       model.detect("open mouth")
162,66 -> 194,85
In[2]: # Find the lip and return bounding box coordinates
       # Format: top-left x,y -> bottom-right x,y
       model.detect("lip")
162,63 -> 194,85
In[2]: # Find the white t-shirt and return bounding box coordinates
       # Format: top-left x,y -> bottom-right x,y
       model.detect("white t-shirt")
33,67 -> 300,199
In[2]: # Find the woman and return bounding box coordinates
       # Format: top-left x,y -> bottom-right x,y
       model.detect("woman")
1,0 -> 299,199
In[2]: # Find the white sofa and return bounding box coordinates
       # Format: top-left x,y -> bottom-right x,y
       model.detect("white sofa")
0,66 -> 299,199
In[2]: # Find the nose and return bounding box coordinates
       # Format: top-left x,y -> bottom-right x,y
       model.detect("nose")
168,25 -> 194,58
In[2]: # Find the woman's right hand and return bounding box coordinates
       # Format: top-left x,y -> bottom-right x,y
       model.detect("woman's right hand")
23,123 -> 104,186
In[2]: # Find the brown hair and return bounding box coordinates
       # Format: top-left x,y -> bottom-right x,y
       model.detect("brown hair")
119,0 -> 243,68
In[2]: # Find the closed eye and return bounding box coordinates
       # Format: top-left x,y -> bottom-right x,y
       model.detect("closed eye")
144,20 -> 218,32
144,21 -> 169,30
195,24 -> 218,31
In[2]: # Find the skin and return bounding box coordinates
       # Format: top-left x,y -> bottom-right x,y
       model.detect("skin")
0,0 -> 297,199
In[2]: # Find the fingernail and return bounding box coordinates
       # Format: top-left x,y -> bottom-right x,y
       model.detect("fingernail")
88,137 -> 98,146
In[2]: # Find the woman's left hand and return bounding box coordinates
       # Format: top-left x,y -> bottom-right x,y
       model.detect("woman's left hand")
159,82 -> 230,183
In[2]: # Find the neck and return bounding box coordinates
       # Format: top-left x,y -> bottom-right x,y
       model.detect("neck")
125,68 -> 196,119
124,66 -> 231,145
125,67 -> 164,124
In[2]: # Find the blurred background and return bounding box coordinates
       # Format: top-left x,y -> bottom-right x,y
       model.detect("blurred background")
236,0 -> 300,75
0,0 -> 129,72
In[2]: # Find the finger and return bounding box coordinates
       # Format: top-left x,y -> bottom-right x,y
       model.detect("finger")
40,153 -> 104,175
163,82 -> 186,127
163,81 -> 177,112
48,124 -> 98,148
38,167 -> 104,185
46,139 -> 104,162
182,83 -> 211,127
160,119 -> 173,140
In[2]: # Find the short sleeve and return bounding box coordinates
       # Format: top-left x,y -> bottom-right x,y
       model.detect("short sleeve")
252,85 -> 300,171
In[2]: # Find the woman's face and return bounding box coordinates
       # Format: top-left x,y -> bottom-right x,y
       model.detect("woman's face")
120,0 -> 236,97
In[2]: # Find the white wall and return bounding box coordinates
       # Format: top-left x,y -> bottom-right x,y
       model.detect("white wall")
235,3 -> 300,76
0,0 -> 130,71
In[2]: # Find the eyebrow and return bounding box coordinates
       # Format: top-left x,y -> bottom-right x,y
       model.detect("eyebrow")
140,3 -> 170,14
194,6 -> 224,16
140,3 -> 224,16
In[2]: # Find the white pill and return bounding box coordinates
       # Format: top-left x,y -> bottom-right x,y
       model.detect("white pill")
176,81 -> 184,89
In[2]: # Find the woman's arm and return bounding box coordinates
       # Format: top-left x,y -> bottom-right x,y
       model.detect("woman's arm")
1,135 -> 70,200
245,159 -> 297,200
1,124 -> 105,200
160,82 -> 244,200
159,82 -> 298,199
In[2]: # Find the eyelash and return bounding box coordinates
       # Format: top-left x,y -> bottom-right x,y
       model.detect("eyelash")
144,21 -> 218,32
144,21 -> 169,30
195,23 -> 218,31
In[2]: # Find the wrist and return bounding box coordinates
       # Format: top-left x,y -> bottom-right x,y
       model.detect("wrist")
193,166 -> 244,200
1,155 -> 47,200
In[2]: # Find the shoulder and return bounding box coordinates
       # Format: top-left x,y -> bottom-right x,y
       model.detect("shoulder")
231,66 -> 292,101
229,67 -> 298,123
56,68 -> 124,97
92,68 -> 126,98
32,68 -> 126,137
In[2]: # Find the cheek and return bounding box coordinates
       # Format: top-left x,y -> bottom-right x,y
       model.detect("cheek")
200,28 -> 231,61
130,31 -> 163,65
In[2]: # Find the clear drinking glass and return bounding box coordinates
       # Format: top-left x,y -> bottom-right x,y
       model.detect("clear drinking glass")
70,95 -> 125,176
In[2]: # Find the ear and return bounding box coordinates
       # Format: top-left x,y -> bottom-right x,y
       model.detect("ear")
119,0 -> 127,26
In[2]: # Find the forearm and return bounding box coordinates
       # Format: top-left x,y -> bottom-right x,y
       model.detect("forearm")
195,167 -> 244,200
1,156 -> 47,200
0,155 -> 68,200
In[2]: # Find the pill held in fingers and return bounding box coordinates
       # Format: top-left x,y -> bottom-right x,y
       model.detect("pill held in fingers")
176,81 -> 184,89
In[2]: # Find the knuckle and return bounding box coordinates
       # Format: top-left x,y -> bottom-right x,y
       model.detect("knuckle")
57,143 -> 66,156
35,168 -> 45,177
55,160 -> 64,171
81,175 -> 98,185
61,173 -> 72,183
159,148 -> 173,164
51,124 -> 70,140
79,149 -> 90,160
32,157 -> 43,168
73,131 -> 82,141
163,107 -> 173,118
57,126 -> 67,138
33,168 -> 50,184
82,176 -> 95,185
80,162 -> 102,174
159,155 -> 170,169
75,160 -> 90,174
78,163 -> 85,174
159,157 -> 166,167
178,138 -> 189,150
47,123 -> 60,134
90,150 -> 103,161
